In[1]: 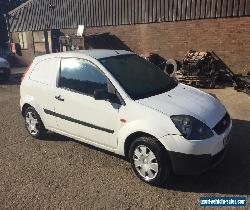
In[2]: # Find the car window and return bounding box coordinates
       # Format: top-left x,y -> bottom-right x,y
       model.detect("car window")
99,55 -> 177,100
59,58 -> 107,95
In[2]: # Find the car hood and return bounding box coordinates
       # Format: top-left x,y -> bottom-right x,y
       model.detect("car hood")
136,84 -> 226,128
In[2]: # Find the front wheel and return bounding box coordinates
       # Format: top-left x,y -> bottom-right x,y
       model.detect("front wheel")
129,137 -> 172,186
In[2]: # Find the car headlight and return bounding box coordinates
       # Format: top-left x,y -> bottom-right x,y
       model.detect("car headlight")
170,115 -> 214,140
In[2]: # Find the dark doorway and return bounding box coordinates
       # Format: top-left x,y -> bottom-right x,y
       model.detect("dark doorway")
51,29 -> 61,53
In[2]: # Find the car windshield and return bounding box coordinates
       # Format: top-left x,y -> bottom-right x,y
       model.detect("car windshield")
99,54 -> 178,100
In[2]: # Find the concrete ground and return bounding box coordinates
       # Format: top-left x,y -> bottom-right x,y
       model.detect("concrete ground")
0,69 -> 249,209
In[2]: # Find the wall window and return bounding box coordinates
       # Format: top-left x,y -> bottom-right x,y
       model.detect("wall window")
18,32 -> 28,49
59,58 -> 107,95
33,31 -> 46,55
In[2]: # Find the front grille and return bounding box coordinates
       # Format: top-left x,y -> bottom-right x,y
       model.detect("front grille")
213,113 -> 230,135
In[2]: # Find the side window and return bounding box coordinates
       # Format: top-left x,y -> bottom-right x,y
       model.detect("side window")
59,58 -> 107,95
30,58 -> 60,85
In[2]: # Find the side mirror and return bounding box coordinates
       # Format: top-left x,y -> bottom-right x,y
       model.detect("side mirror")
94,89 -> 120,104
94,89 -> 109,100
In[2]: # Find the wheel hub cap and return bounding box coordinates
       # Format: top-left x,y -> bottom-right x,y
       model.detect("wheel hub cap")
25,111 -> 39,135
133,145 -> 159,181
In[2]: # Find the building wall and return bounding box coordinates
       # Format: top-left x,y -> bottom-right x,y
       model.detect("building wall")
11,31 -> 48,65
12,31 -> 35,65
12,16 -> 250,74
84,16 -> 250,74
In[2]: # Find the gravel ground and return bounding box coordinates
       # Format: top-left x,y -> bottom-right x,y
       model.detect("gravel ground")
0,72 -> 249,209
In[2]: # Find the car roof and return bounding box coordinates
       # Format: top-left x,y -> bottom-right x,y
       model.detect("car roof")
34,49 -> 134,61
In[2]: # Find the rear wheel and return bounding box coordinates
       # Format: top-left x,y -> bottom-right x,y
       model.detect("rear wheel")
24,107 -> 46,139
129,136 -> 171,185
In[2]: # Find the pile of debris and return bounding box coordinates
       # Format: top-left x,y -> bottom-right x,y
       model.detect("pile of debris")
147,50 -> 250,95
232,72 -> 250,95
175,50 -> 232,88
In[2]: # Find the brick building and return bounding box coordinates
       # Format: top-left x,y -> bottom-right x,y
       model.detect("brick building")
8,0 -> 250,74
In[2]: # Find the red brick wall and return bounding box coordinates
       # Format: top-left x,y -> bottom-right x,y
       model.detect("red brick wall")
13,16 -> 250,74
85,17 -> 250,74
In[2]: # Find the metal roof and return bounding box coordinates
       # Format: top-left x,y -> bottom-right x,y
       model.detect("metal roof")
8,0 -> 250,32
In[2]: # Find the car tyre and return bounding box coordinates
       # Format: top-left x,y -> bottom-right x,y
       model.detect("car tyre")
24,107 -> 46,139
129,136 -> 172,186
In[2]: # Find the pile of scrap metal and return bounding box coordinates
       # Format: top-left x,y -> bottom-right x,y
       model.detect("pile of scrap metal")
59,35 -> 84,52
175,50 -> 232,88
232,71 -> 250,95
147,51 -> 250,95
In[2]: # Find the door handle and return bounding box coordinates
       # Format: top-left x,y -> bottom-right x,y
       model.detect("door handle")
55,95 -> 64,101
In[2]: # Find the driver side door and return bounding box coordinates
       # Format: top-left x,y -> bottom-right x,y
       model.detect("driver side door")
53,58 -> 120,149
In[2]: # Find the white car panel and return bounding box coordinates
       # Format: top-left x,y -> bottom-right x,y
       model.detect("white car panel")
54,88 -> 120,149
20,50 -> 232,176
137,83 -> 226,128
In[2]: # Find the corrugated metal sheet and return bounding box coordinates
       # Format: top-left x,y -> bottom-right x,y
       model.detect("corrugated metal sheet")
8,0 -> 250,32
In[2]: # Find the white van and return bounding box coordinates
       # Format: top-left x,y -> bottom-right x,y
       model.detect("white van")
20,50 -> 232,185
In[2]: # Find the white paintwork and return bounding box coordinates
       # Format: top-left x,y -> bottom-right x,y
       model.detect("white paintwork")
136,83 -> 226,128
20,50 -> 232,161
0,57 -> 10,69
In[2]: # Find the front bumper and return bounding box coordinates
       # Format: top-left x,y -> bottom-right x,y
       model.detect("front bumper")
168,148 -> 226,175
160,120 -> 232,175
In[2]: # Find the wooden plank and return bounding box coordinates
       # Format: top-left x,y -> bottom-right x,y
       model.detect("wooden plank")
121,0 -> 126,24
181,0 -> 187,20
160,0 -> 164,20
130,0 -> 134,24
177,0 -> 182,20
216,0 -> 223,17
141,0 -> 146,23
245,0 -> 250,15
233,0 -> 240,16
136,0 -> 140,23
152,0 -> 157,22
221,0 -> 228,17
144,0 -> 149,23
200,0 -> 206,18
169,0 -> 173,21
126,0 -> 131,24
186,0 -> 192,19
191,0 -> 197,19
164,0 -> 169,21
155,0 -> 161,21
210,0 -> 217,18
91,0 -> 96,26
106,0 -> 112,26
172,0 -> 178,21
227,0 -> 234,16
37,0 -> 46,29
195,0 -> 201,18
27,0 -> 37,30
205,0 -> 212,18
148,0 -> 152,22
239,0 -> 246,16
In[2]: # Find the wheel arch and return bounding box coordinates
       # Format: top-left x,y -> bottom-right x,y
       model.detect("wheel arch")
124,131 -> 169,158
21,103 -> 32,117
